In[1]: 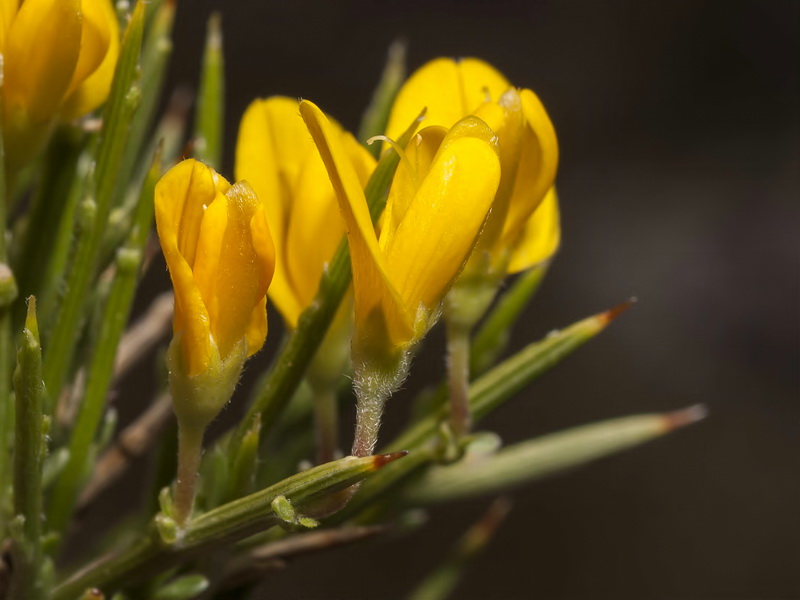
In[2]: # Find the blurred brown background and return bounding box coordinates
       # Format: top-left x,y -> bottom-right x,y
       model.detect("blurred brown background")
149,0 -> 799,598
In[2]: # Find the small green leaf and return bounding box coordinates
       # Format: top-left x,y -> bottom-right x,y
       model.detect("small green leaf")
154,513 -> 178,546
226,413 -> 261,502
403,406 -> 707,505
271,495 -> 296,523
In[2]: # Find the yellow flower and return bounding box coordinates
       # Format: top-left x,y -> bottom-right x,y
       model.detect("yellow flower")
300,100 -> 501,364
155,159 -> 275,426
385,57 -> 560,276
1,0 -> 120,167
235,96 -> 376,329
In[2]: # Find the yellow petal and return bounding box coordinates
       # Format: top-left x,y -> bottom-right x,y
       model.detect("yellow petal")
154,160 -> 217,376
472,88 -> 525,247
60,0 -> 120,120
245,205 -> 275,355
235,97 -> 316,326
0,0 -> 20,54
200,182 -> 274,360
190,190 -> 228,337
381,125 -> 447,241
245,296 -> 269,357
284,131 -> 373,322
4,0 -> 82,120
157,159 -> 228,270
385,57 -> 510,142
382,116 -> 501,321
507,186 -> 561,273
497,88 -> 559,250
300,100 -> 413,351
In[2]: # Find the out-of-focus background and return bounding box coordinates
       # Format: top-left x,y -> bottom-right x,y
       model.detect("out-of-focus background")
153,0 -> 798,597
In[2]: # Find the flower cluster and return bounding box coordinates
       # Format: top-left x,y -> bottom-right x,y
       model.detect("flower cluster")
156,57 -> 559,468
0,8 -> 700,597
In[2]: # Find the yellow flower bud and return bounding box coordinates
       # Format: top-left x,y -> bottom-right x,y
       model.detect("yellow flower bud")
385,57 -> 560,276
235,96 -> 375,329
154,159 -> 275,428
1,0 -> 120,167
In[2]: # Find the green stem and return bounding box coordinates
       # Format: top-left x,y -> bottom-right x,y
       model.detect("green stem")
13,130 -> 83,308
358,39 -> 406,156
352,390 -> 388,459
109,0 -> 174,212
0,306 -> 11,526
35,144 -> 92,336
11,299 -> 46,600
446,322 -> 472,439
52,453 -> 404,599
194,12 -> 224,168
175,419 -> 205,526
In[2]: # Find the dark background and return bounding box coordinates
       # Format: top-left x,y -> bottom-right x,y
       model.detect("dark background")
159,1 -> 799,598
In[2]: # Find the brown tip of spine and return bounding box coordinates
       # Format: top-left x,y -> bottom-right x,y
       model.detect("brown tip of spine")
663,404 -> 708,430
372,450 -> 409,469
601,297 -> 638,324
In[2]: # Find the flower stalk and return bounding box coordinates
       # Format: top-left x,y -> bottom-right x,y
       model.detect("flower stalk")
174,418 -> 205,526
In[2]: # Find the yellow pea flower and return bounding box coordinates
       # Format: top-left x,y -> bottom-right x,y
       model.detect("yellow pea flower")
154,159 -> 275,429
155,158 -> 275,524
385,57 -> 559,276
385,58 -> 560,440
235,96 -> 376,329
1,0 -> 120,168
302,100 -> 499,457
301,100 -> 500,363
